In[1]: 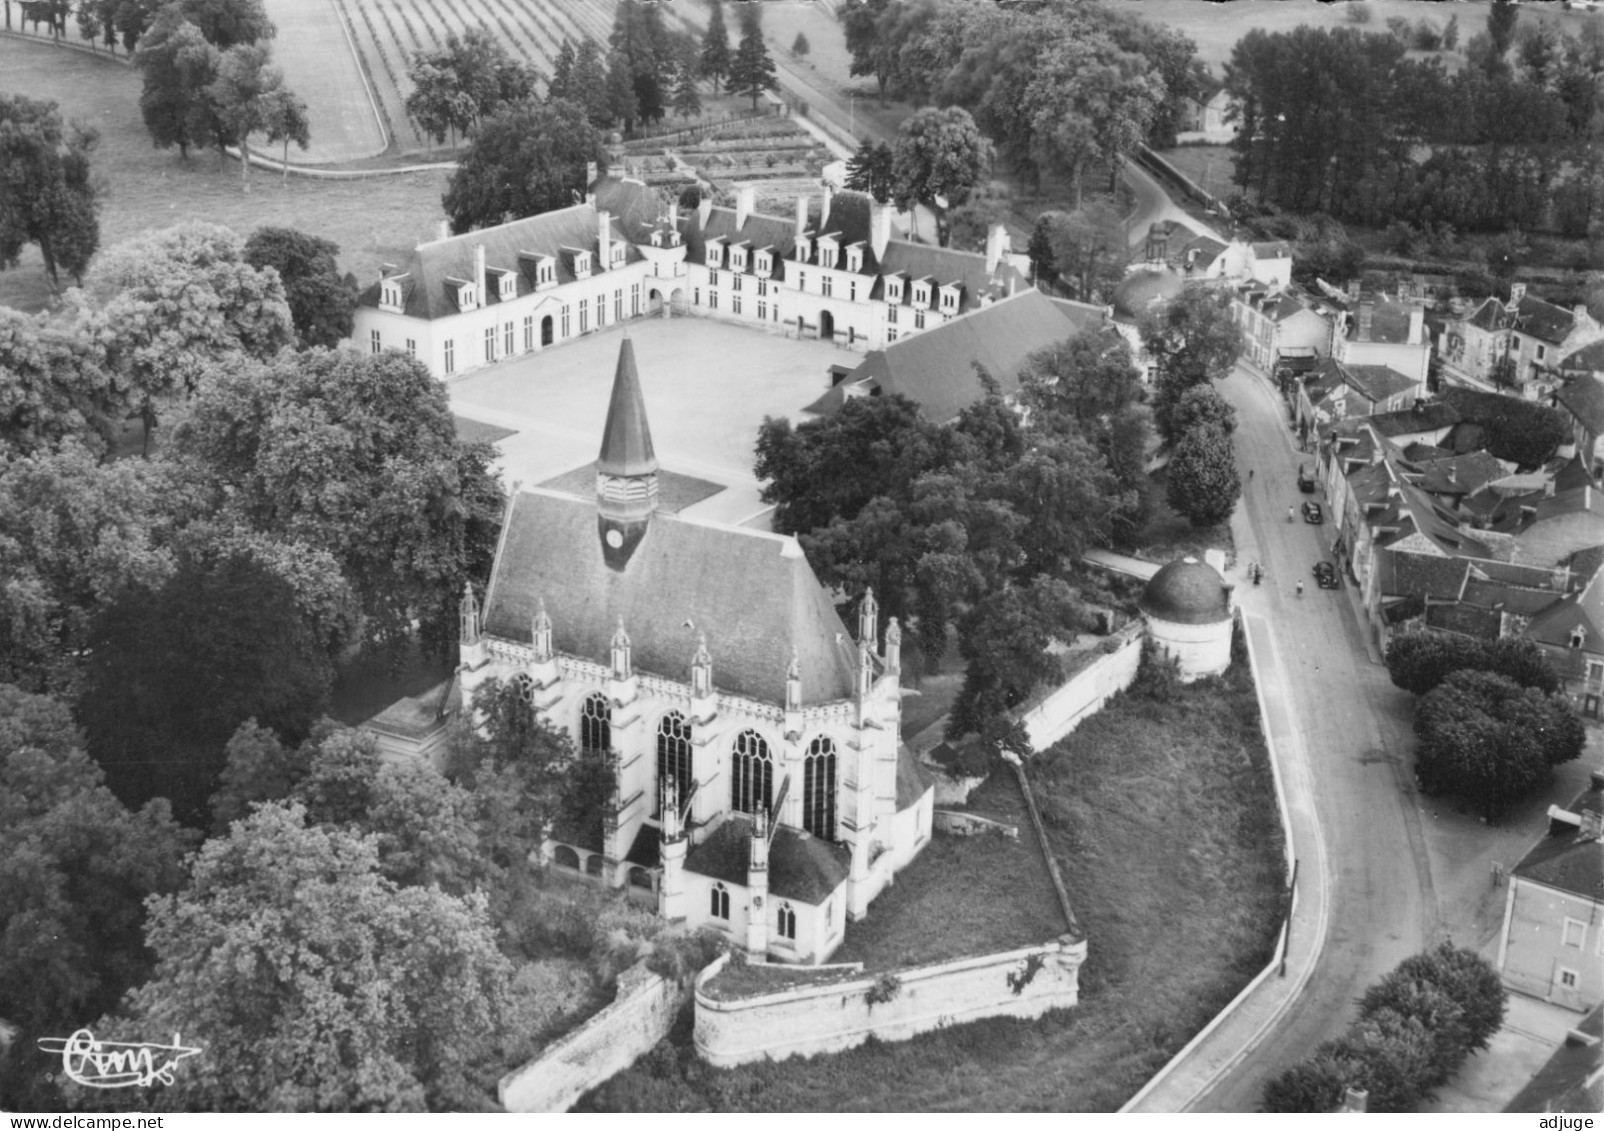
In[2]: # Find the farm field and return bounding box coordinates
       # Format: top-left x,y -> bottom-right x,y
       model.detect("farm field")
0,36 -> 449,315
329,0 -> 619,153
261,0 -> 387,161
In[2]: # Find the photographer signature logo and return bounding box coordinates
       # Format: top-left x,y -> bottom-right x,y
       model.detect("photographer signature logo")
37,1029 -> 202,1088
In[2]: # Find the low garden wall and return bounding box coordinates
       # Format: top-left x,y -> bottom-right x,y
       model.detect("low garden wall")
498,960 -> 686,1113
693,938 -> 1087,1068
1016,622 -> 1144,752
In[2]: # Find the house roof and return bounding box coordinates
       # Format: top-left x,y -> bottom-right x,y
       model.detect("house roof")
1181,236 -> 1227,270
591,177 -> 665,244
874,236 -> 1020,307
1561,339 -> 1604,373
1554,373 -> 1604,435
357,202 -> 640,320
1112,269 -> 1183,319
1251,240 -> 1292,261
1413,450 -> 1507,498
1555,453 -> 1600,493
1513,293 -> 1578,346
1511,785 -> 1603,902
684,204 -> 796,284
1362,401 -> 1461,437
1377,551 -> 1472,602
684,815 -> 852,905
481,492 -> 857,705
1342,362 -> 1418,405
1139,556 -> 1232,625
1348,299 -> 1417,344
807,289 -> 1095,423
596,337 -> 657,477
1423,601 -> 1501,639
1525,568 -> 1604,652
1504,1004 -> 1604,1114
1466,296 -> 1512,333
1460,577 -> 1563,617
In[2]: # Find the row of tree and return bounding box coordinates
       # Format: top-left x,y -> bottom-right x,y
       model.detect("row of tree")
841,0 -> 1199,204
1226,7 -> 1604,236
1386,631 -> 1584,816
1263,943 -> 1507,1112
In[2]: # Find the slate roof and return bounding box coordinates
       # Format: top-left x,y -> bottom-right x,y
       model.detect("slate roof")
683,204 -> 796,284
1525,569 -> 1604,653
1554,373 -> 1604,435
482,490 -> 857,704
1362,401 -> 1461,437
1377,551 -> 1472,602
1504,1004 -> 1604,1114
1424,601 -> 1500,639
684,816 -> 852,905
806,290 -> 1096,422
1413,450 -> 1507,498
1342,363 -> 1418,405
1140,556 -> 1232,625
1511,785 -> 1603,901
1466,296 -> 1512,333
1513,293 -> 1578,346
592,177 -> 665,244
596,338 -> 657,477
1561,339 -> 1604,373
896,742 -> 935,809
1566,543 -> 1604,587
1251,240 -> 1292,261
874,237 -> 1020,307
1525,484 -> 1604,527
1460,577 -> 1563,617
357,203 -> 641,320
1348,299 -> 1417,344
1181,236 -> 1227,271
1555,453 -> 1600,494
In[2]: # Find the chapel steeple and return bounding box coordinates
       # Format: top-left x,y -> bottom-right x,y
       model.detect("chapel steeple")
595,336 -> 659,569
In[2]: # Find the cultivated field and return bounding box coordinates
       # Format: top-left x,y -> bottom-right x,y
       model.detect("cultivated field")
261,0 -> 388,161
0,36 -> 450,314
330,0 -> 620,152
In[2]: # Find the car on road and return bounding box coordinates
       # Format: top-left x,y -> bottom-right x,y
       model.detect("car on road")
1313,561 -> 1340,589
1297,465 -> 1317,493
1302,501 -> 1324,524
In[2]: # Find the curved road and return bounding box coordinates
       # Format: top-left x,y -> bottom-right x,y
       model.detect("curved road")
1122,158 -> 1230,252
1195,365 -> 1439,1109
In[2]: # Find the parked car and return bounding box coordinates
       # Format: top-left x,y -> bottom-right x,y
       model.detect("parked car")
1313,561 -> 1340,589
1302,501 -> 1324,524
1297,464 -> 1317,493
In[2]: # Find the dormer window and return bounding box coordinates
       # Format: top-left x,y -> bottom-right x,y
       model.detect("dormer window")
820,240 -> 838,270
379,275 -> 408,312
939,284 -> 959,311
523,253 -> 557,290
1572,626 -> 1588,649
611,242 -> 625,267
912,282 -> 930,309
707,241 -> 723,269
847,245 -> 862,273
449,278 -> 477,310
795,236 -> 811,262
885,276 -> 903,303
669,230 -> 681,247
731,246 -> 747,271
651,230 -> 663,247
571,249 -> 592,279
490,268 -> 515,302
755,249 -> 772,277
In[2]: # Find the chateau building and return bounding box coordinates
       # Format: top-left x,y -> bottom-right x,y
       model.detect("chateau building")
458,338 -> 934,963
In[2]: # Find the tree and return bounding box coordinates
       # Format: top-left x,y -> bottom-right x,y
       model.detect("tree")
1413,669 -> 1583,815
0,307 -> 120,456
792,32 -> 810,60
1170,384 -> 1237,438
208,42 -> 299,190
948,575 -> 1089,738
134,10 -> 222,158
1330,1008 -> 1441,1112
243,226 -> 359,349
727,3 -> 778,111
208,716 -> 317,831
605,47 -> 640,132
101,802 -> 512,1111
88,222 -> 294,437
1386,630 -> 1560,696
548,38 -> 577,101
891,107 -> 994,245
1261,1046 -> 1360,1113
441,99 -> 601,233
699,0 -> 730,94
0,684 -> 190,1113
260,82 -> 310,180
671,44 -> 702,120
0,439 -> 177,694
76,0 -> 155,53
173,0 -> 274,50
1141,286 -> 1243,445
78,549 -> 335,822
844,138 -> 895,203
1392,942 -> 1506,1055
1359,972 -> 1474,1089
405,28 -> 540,147
1167,424 -> 1240,528
567,38 -> 614,131
0,94 -> 101,290
1042,202 -> 1127,303
1488,0 -> 1519,60
171,347 -> 504,658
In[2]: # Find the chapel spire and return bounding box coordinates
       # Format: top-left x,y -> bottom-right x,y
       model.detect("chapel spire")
595,336 -> 659,569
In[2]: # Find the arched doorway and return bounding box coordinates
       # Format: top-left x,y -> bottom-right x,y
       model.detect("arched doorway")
647,287 -> 664,316
669,287 -> 686,316
819,311 -> 835,341
540,315 -> 554,346
553,845 -> 581,871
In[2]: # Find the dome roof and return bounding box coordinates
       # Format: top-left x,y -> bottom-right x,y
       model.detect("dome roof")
1112,269 -> 1183,319
1140,556 -> 1231,625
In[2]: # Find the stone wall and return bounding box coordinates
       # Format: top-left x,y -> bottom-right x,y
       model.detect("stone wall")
693,938 -> 1087,1068
932,809 -> 1019,839
499,961 -> 686,1113
1017,623 -> 1144,752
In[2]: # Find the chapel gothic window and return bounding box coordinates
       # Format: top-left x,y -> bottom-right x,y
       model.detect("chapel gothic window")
657,711 -> 693,813
803,736 -> 837,840
514,673 -> 536,705
777,902 -> 796,940
730,729 -> 772,816
580,692 -> 610,756
710,882 -> 730,920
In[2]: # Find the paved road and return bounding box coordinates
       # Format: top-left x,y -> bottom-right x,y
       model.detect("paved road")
1122,159 -> 1230,252
1191,364 -> 1440,1109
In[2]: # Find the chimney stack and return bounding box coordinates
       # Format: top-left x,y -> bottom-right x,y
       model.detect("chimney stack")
985,223 -> 1008,276
473,244 -> 486,301
438,219 -> 450,242
598,210 -> 612,272
1358,302 -> 1374,341
1408,306 -> 1424,345
697,194 -> 713,231
870,200 -> 891,259
821,185 -> 834,228
1510,281 -> 1527,308
735,184 -> 755,230
668,199 -> 679,230
795,194 -> 808,239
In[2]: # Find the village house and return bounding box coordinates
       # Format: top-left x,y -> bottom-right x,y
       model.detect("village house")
1551,368 -> 1604,479
1181,73 -> 1237,139
1294,356 -> 1420,435
1438,284 -> 1604,395
1318,285 -> 1431,393
1229,281 -> 1336,373
1496,773 -> 1604,1013
453,338 -> 934,964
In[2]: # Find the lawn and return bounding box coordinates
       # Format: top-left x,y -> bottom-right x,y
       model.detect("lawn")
1116,469 -> 1236,569
0,36 -> 450,315
577,650 -> 1287,1112
1155,145 -> 1239,202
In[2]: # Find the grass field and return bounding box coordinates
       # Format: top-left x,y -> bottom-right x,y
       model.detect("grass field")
577,653 -> 1287,1112
1117,469 -> 1237,569
0,37 -> 450,315
260,0 -> 387,161
1156,145 -> 1239,202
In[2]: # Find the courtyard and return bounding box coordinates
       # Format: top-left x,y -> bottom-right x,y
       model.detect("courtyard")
449,317 -> 860,527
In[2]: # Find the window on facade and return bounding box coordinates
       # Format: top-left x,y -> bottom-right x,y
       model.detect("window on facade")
1563,919 -> 1586,948
1559,968 -> 1579,988
733,295 -> 743,315
887,328 -> 898,342
942,290 -> 956,310
731,729 -> 772,816
444,339 -> 455,374
504,322 -> 514,355
707,245 -> 722,269
370,329 -> 381,354
757,301 -> 767,321
849,280 -> 857,302
514,672 -> 536,705
657,711 -> 693,813
915,311 -> 926,330
595,293 -> 606,327
710,883 -> 730,920
822,276 -> 833,298
709,290 -> 719,311
887,305 -> 898,325
797,271 -> 806,292
405,338 -> 416,357
758,279 -> 768,297
709,269 -> 720,290
523,316 -> 533,351
615,289 -> 623,321
777,902 -> 796,940
694,288 -> 700,306
631,284 -> 640,315
1572,627 -> 1587,649
1537,344 -> 1547,361
579,299 -> 589,332
484,326 -> 496,362
580,692 -> 610,756
733,273 -> 743,292
561,306 -> 571,337
803,736 -> 836,839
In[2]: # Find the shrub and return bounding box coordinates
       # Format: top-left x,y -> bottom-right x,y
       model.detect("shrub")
1385,631 -> 1560,696
1262,1047 -> 1356,1112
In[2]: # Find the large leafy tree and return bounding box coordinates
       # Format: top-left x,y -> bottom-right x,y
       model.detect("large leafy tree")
699,0 -> 731,94
727,1 -> 778,111
1037,202 -> 1127,303
172,0 -> 274,50
207,42 -> 304,190
1386,630 -> 1560,696
171,346 -> 504,657
609,0 -> 672,126
1170,384 -> 1237,438
1140,286 -> 1243,445
405,28 -> 540,147
891,106 -> 993,245
0,307 -> 120,456
87,222 -> 294,437
0,684 -> 190,1113
133,10 -> 223,159
97,802 -> 513,1112
242,226 -> 359,349
949,575 -> 1090,739
1413,668 -> 1584,815
0,94 -> 101,290
442,99 -> 601,233
844,138 -> 895,203
75,0 -> 158,54
1166,423 -> 1240,528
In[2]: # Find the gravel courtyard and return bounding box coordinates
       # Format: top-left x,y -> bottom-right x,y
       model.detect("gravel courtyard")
448,317 -> 859,527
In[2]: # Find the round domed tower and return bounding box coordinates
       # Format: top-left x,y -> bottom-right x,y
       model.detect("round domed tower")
1112,269 -> 1184,321
1139,555 -> 1233,681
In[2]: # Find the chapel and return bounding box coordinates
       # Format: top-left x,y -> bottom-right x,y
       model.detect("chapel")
458,338 -> 935,963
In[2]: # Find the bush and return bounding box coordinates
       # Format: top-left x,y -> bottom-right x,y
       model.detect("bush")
1439,386 -> 1570,466
1385,631 -> 1560,696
